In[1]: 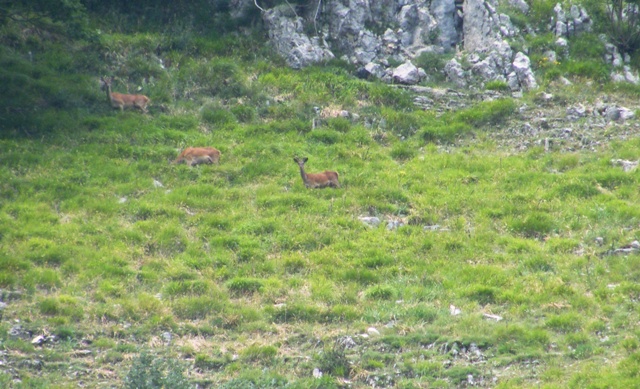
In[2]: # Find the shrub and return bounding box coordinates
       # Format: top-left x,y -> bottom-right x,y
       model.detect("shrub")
124,351 -> 190,389
414,52 -> 449,83
562,60 -> 610,82
317,344 -> 350,378
569,33 -> 607,60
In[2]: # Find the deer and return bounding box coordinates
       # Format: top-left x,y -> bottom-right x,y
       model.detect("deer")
99,76 -> 150,113
294,157 -> 340,189
173,147 -> 221,166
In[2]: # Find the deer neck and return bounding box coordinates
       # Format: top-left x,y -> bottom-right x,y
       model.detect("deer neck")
298,164 -> 310,186
104,84 -> 113,102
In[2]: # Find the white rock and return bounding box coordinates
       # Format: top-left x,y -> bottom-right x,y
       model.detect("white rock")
32,335 -> 46,346
367,327 -> 380,336
393,61 -> 422,85
359,216 -> 381,227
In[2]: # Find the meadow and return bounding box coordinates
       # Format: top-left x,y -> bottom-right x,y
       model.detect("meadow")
2,8 -> 640,388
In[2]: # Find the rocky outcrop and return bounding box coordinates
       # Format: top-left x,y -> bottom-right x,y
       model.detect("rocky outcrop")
510,52 -> 538,90
463,0 -> 501,53
551,3 -> 592,38
258,0 -> 538,89
430,0 -> 461,51
262,6 -> 334,69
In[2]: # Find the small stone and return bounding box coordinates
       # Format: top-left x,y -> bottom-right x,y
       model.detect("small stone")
313,368 -> 323,378
162,332 -> 172,345
32,335 -> 46,346
367,327 -> 380,336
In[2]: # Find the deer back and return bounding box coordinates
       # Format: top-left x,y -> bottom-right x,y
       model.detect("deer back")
174,147 -> 220,165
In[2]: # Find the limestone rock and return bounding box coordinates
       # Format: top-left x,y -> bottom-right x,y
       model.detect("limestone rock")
393,61 -> 423,85
263,6 -> 334,69
511,52 -> 538,90
444,58 -> 467,87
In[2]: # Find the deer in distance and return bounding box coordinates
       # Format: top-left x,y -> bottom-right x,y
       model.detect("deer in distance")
294,157 -> 340,189
99,76 -> 150,113
173,147 -> 221,166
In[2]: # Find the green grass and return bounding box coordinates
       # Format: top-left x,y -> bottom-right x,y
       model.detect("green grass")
2,6 -> 640,389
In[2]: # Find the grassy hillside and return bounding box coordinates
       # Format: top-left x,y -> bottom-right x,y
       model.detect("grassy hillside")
3,5 -> 640,388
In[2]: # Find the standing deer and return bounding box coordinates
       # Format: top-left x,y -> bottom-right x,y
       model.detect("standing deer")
294,157 -> 340,189
100,76 -> 150,113
173,147 -> 221,166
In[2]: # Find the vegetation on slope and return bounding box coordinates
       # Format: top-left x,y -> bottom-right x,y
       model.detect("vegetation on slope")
2,1 -> 640,388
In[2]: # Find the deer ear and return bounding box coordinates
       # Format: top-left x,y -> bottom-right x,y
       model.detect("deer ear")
303,157 -> 308,163
293,157 -> 299,163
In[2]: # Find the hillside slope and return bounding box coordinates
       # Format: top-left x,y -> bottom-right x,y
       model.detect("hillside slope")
2,4 -> 640,388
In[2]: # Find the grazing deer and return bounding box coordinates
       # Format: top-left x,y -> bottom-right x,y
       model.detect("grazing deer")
99,76 -> 150,113
294,157 -> 340,189
173,147 -> 221,166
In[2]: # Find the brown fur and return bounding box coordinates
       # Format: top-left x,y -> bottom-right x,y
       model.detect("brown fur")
100,76 -> 150,113
174,147 -> 221,166
294,157 -> 340,189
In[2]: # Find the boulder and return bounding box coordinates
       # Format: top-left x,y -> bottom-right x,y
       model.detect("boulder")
445,58 -> 467,87
393,61 -> 423,84
512,52 -> 538,90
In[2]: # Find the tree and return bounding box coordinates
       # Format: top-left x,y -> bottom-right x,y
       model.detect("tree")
604,0 -> 640,54
0,0 -> 90,38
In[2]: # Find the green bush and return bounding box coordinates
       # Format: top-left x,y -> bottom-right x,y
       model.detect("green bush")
562,60 -> 610,82
124,351 -> 190,389
414,52 -> 450,83
317,344 -> 350,378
